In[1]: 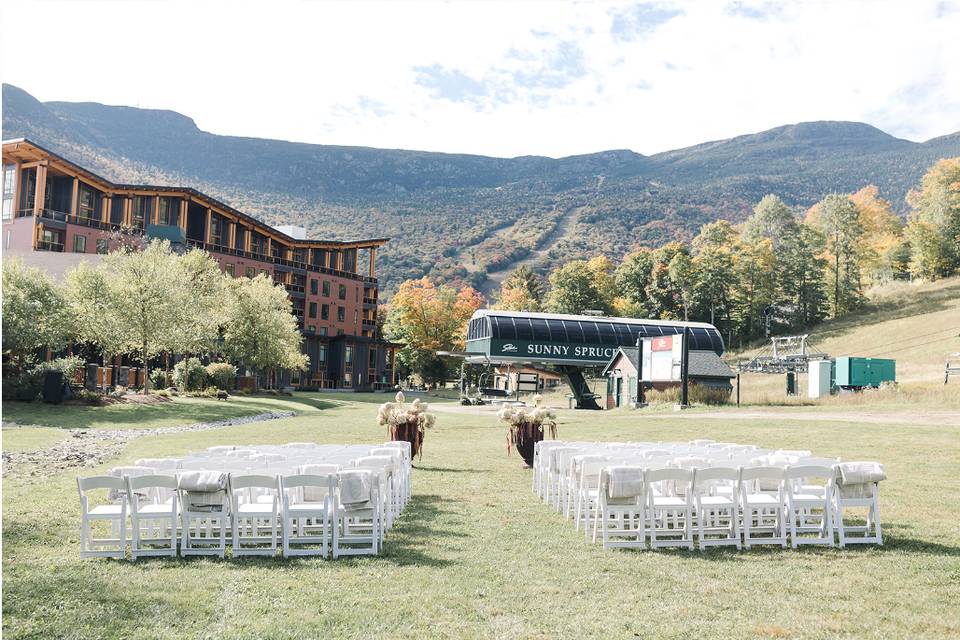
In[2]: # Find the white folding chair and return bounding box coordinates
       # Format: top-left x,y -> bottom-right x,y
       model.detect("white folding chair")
126,475 -> 179,559
594,466 -> 646,549
573,459 -> 607,536
645,467 -> 695,550
784,465 -> 834,548
834,462 -> 885,547
693,467 -> 741,550
370,448 -> 407,517
230,474 -> 281,556
354,456 -> 396,531
381,440 -> 413,503
739,466 -> 787,549
336,469 -> 380,557
178,471 -> 230,557
77,476 -> 128,559
280,473 -> 336,558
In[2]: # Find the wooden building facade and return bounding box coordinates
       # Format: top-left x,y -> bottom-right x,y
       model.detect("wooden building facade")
1,138 -> 397,390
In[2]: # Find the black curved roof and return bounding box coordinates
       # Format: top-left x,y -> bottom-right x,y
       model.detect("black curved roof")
466,310 -> 724,355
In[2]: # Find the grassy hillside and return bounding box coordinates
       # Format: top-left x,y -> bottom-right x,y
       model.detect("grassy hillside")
731,276 -> 960,404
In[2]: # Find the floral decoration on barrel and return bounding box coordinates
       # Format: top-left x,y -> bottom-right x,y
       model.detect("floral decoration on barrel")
498,395 -> 558,468
377,391 -> 436,462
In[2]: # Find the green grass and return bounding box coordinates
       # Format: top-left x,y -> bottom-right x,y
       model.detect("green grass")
1,426 -> 72,453
3,399 -> 959,639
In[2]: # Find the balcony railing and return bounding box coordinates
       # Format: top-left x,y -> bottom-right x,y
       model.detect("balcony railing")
186,238 -> 378,284
36,240 -> 64,252
38,208 -> 70,223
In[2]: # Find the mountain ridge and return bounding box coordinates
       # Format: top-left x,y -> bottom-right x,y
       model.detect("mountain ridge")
3,83 -> 958,294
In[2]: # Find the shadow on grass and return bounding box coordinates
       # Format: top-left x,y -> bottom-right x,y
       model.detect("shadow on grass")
605,521 -> 960,560
376,494 -> 461,568
123,495 -> 462,570
1,394 -> 341,431
413,465 -> 486,474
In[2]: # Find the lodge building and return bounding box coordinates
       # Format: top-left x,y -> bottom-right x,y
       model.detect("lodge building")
1,138 -> 397,390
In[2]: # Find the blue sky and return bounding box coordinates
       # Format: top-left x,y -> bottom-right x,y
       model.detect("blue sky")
2,0 -> 958,157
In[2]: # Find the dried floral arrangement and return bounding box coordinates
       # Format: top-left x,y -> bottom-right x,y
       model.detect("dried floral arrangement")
377,391 -> 436,460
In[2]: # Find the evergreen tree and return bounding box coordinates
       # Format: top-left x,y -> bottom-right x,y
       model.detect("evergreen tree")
495,265 -> 544,311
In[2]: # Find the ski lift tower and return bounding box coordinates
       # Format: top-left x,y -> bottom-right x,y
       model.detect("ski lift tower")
737,335 -> 829,374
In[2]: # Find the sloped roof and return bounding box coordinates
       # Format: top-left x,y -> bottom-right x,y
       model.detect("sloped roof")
602,348 -> 735,379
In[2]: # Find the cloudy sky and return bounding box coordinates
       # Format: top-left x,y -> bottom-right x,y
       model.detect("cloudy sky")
2,0 -> 958,158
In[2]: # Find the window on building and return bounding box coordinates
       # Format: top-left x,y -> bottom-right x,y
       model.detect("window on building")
310,279 -> 318,295
345,346 -> 353,365
318,345 -> 327,362
338,284 -> 347,300
319,327 -> 328,336
157,196 -> 178,226
321,304 -> 329,320
322,280 -> 330,297
307,325 -> 316,334
96,238 -> 108,254
344,372 -> 352,385
2,164 -> 15,220
131,196 -> 151,230
337,329 -> 344,336
354,310 -> 358,324
210,214 -> 223,245
77,184 -> 97,221
369,349 -> 377,368
72,235 -> 86,253
337,307 -> 345,322
260,269 -> 269,277
225,264 -> 235,277
309,302 -> 317,318
246,266 -> 256,278
41,229 -> 63,251
292,248 -> 306,264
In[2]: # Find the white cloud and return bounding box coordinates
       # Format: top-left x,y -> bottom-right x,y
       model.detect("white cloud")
1,0 -> 957,158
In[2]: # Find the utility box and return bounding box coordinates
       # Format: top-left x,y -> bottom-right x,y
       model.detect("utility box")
832,357 -> 896,389
808,360 -> 832,398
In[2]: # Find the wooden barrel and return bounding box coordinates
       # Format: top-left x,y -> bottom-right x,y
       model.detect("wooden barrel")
390,418 -> 424,460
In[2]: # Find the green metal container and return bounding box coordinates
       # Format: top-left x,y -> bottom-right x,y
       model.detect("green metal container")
832,357 -> 896,389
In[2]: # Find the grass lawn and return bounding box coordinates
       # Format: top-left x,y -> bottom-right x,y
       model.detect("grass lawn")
3,397 -> 959,639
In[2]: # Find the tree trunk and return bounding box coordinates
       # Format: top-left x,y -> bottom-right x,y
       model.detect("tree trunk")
142,341 -> 150,394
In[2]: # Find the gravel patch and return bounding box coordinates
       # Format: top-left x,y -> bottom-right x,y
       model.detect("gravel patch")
1,410 -> 295,478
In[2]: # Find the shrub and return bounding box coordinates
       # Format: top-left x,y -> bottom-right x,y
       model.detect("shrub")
2,356 -> 86,402
645,384 -> 731,406
37,355 -> 85,380
155,389 -> 171,398
74,389 -> 102,405
205,362 -> 237,391
150,369 -> 171,390
172,358 -> 208,391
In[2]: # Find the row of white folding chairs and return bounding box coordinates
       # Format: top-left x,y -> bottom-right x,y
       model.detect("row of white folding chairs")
533,440 -> 811,506
131,440 -> 412,513
578,464 -> 882,550
81,441 -> 413,560
78,470 -> 384,560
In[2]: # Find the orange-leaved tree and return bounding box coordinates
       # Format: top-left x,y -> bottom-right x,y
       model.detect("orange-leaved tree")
385,277 -> 484,386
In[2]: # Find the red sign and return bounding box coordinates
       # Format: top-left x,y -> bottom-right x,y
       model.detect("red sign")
651,336 -> 673,352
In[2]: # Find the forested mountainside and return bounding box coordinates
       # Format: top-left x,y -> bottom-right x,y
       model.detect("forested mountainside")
5,83 -> 958,295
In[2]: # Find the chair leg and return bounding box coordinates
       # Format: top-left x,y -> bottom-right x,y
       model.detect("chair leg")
873,499 -> 882,545
788,502 -> 798,549
131,515 -> 140,560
